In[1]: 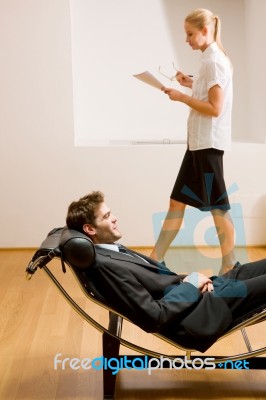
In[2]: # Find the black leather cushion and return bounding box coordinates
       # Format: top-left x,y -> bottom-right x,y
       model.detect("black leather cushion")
59,227 -> 96,270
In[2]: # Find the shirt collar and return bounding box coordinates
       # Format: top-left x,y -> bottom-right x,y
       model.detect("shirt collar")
201,42 -> 219,60
95,243 -> 119,252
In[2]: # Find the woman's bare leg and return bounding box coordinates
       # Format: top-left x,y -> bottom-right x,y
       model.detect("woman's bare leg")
211,209 -> 236,275
150,199 -> 186,262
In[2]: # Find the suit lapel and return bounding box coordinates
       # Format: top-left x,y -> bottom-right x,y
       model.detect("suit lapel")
96,246 -> 149,266
95,246 -> 176,275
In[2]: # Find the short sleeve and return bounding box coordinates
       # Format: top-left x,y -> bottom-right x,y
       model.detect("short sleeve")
205,61 -> 228,91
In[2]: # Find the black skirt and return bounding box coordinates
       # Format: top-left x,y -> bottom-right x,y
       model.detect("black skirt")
170,148 -> 230,211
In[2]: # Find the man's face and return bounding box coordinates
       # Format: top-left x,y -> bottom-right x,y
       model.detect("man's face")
84,202 -> 122,244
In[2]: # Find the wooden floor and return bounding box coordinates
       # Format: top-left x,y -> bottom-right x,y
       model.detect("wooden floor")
1,247 -> 266,400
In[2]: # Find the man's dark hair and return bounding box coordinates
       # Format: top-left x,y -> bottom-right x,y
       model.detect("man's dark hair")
66,191 -> 104,232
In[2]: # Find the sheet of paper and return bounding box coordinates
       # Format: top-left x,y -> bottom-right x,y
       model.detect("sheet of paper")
133,71 -> 165,90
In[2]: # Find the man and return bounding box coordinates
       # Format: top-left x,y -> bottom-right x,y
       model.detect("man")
66,191 -> 266,352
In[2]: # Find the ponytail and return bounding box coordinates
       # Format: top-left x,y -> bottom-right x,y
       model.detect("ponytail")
213,15 -> 226,56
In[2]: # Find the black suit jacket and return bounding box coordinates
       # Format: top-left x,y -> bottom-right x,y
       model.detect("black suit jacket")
87,246 -> 233,352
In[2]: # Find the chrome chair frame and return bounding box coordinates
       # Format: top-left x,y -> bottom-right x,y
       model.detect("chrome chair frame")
26,228 -> 266,399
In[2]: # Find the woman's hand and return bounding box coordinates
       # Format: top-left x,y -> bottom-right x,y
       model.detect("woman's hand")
162,87 -> 184,101
162,83 -> 224,117
175,72 -> 193,88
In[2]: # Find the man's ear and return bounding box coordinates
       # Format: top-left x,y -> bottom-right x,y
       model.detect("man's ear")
83,223 -> 96,237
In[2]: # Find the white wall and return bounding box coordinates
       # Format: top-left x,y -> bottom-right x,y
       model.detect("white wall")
0,0 -> 266,248
70,0 -> 249,145
244,0 -> 266,142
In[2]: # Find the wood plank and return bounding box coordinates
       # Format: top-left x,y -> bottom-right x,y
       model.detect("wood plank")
0,248 -> 266,399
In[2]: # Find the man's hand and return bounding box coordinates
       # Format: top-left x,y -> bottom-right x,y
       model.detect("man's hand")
183,272 -> 214,293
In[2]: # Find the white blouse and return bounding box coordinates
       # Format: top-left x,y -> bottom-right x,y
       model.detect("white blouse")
187,42 -> 233,151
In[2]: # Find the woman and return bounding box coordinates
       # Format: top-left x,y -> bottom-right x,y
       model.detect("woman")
150,8 -> 235,275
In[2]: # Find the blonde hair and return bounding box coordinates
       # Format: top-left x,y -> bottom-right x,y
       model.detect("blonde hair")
185,8 -> 227,55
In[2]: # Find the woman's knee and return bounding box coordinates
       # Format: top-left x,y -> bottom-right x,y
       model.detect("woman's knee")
169,198 -> 186,211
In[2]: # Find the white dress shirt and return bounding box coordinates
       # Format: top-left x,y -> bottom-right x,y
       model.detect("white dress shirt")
187,42 -> 233,151
95,243 -> 119,252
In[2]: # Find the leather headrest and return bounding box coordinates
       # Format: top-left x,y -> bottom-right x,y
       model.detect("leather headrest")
59,227 -> 96,270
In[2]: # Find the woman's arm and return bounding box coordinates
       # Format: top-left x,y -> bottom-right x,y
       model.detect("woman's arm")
163,84 -> 224,117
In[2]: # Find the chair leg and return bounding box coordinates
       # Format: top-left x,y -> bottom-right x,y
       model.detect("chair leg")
102,313 -> 123,400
